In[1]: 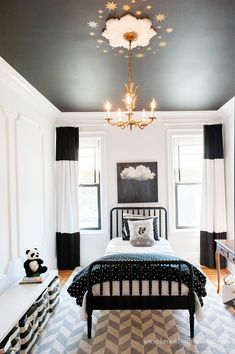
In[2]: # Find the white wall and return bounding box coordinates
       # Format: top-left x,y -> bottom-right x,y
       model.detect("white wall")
219,97 -> 235,240
57,111 -> 221,265
0,58 -> 59,294
219,97 -> 235,273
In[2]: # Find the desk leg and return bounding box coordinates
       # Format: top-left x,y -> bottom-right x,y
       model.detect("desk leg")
215,250 -> 221,293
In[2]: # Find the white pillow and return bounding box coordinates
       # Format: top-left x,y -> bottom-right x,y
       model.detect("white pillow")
128,219 -> 155,247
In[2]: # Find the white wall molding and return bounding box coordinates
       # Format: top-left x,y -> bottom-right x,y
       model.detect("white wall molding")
57,110 -> 222,127
0,106 -> 11,279
0,57 -> 59,118
0,61 -> 58,294
16,114 -> 45,256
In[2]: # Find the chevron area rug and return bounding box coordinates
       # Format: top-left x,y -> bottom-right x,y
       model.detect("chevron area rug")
32,269 -> 235,354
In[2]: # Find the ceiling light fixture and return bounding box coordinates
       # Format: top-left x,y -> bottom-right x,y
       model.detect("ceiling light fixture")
103,15 -> 157,130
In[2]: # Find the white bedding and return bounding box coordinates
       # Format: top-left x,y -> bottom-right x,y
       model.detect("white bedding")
105,237 -> 175,256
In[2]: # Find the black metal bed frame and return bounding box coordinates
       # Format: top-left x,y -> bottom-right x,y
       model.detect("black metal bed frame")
86,207 -> 195,339
110,206 -> 168,240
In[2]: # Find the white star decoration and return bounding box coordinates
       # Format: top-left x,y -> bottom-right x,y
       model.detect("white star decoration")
88,20 -> 98,29
166,27 -> 174,33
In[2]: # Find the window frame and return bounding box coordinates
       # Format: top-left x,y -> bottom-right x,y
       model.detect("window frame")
167,128 -> 203,233
79,132 -> 106,233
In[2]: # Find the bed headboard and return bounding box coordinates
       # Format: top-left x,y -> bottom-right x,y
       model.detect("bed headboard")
110,207 -> 168,240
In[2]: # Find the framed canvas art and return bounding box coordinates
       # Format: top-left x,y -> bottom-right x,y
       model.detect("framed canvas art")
117,162 -> 158,203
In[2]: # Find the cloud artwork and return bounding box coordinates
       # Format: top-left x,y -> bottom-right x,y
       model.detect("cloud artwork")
120,165 -> 155,181
117,162 -> 158,203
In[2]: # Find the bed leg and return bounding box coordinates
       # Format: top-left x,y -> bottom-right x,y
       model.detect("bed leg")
189,312 -> 194,339
87,312 -> 92,338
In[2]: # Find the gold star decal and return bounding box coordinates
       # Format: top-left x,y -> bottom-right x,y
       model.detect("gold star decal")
136,53 -> 144,58
106,2 -> 117,11
88,21 -> 98,29
166,27 -> 174,33
159,41 -> 167,47
97,39 -> 104,44
136,10 -> 142,16
122,4 -> 131,11
155,13 -> 166,22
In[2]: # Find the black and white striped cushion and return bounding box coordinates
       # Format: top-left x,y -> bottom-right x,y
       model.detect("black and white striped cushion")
48,277 -> 60,312
19,304 -> 38,353
35,289 -> 50,331
0,325 -> 20,354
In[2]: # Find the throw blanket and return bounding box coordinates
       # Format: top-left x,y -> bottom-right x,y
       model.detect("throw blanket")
68,253 -> 207,306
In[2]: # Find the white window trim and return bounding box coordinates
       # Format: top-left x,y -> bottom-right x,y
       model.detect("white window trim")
167,128 -> 203,233
79,131 -> 108,235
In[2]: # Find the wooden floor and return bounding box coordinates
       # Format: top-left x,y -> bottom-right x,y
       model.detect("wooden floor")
59,267 -> 230,292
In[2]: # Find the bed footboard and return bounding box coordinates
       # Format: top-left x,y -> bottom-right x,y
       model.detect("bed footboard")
86,259 -> 195,339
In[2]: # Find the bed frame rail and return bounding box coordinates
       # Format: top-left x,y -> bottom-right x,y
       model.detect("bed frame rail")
86,259 -> 195,339
110,206 -> 168,239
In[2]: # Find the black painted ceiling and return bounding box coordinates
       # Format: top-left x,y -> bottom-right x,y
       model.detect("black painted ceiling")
0,0 -> 234,111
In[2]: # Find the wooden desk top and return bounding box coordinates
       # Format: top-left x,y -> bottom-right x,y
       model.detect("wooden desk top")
215,239 -> 235,254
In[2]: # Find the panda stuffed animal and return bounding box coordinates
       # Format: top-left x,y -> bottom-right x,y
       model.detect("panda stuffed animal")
24,248 -> 48,277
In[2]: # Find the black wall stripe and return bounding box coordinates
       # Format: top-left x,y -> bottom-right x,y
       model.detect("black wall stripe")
203,124 -> 224,159
56,232 -> 80,269
56,127 -> 79,161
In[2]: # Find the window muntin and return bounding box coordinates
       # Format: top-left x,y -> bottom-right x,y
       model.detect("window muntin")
79,137 -> 101,230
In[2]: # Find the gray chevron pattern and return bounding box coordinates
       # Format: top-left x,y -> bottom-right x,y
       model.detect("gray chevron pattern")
32,269 -> 235,354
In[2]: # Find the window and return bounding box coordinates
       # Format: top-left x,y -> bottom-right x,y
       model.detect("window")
79,137 -> 101,230
173,136 -> 203,229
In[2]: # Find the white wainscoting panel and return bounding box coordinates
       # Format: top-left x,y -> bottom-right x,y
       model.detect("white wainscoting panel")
0,107 -> 10,279
16,115 -> 45,255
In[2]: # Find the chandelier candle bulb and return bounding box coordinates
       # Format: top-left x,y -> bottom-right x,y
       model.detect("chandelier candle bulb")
126,94 -> 132,105
150,98 -> 156,116
118,108 -> 122,120
105,101 -> 111,118
142,108 -> 146,118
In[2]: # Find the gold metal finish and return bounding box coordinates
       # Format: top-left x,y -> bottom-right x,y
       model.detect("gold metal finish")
123,31 -> 138,42
105,31 -> 156,130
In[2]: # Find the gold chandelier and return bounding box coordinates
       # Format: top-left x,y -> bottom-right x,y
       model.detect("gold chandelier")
105,32 -> 156,130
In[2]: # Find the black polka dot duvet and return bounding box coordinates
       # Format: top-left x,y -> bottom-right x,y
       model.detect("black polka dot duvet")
67,253 -> 207,307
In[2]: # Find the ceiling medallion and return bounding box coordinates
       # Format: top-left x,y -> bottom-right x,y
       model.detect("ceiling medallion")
88,2 -> 174,59
104,15 -> 157,130
102,14 -> 157,49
